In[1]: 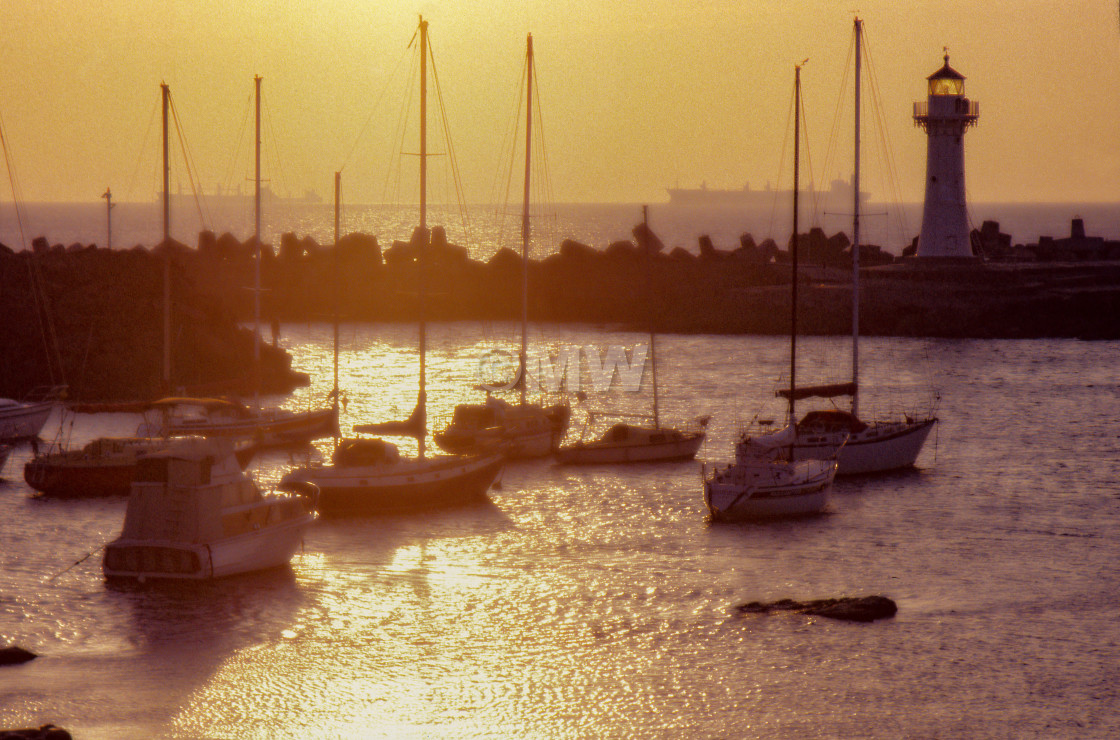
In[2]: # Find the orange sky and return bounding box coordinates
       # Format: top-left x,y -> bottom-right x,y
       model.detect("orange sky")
1,0 -> 1118,205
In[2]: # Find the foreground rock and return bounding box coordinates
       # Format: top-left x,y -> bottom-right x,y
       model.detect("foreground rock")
736,595 -> 897,623
0,725 -> 72,740
0,646 -> 37,666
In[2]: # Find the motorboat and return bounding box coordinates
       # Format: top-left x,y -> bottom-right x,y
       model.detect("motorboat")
102,437 -> 315,581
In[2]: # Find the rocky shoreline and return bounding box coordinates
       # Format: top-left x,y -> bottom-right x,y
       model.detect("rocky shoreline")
3,218 -> 1119,401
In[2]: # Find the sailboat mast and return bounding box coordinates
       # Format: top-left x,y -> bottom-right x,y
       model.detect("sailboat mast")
420,18 -> 428,233
253,74 -> 262,412
417,16 -> 429,459
520,33 -> 533,408
644,205 -> 660,429
789,63 -> 802,430
161,83 -> 171,395
333,170 -> 341,453
852,18 -> 862,419
333,170 -> 341,421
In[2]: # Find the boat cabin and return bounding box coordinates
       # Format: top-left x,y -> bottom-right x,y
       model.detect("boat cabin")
333,438 -> 401,467
797,410 -> 868,434
449,404 -> 500,431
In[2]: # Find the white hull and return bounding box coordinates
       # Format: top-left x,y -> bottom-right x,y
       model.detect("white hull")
738,418 -> 936,475
0,401 -> 55,441
206,515 -> 310,578
104,514 -> 311,581
705,458 -> 836,520
557,432 -> 704,465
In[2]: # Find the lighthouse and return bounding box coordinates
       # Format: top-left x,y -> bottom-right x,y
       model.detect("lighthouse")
913,52 -> 979,258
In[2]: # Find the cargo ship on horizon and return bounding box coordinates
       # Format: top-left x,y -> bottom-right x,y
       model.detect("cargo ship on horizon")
666,176 -> 868,207
157,185 -> 323,210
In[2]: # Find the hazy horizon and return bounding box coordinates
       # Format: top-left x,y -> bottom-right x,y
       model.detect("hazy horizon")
1,1 -> 1118,207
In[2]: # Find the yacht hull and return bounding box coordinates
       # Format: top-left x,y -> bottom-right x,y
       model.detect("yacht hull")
738,418 -> 936,475
167,406 -> 339,446
285,454 -> 504,516
25,459 -> 136,497
705,459 -> 836,521
557,432 -> 705,465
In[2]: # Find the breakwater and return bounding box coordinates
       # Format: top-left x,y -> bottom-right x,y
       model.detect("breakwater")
4,219 -> 1119,400
0,238 -> 306,401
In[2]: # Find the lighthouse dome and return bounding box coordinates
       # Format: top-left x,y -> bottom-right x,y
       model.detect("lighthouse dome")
928,53 -> 965,95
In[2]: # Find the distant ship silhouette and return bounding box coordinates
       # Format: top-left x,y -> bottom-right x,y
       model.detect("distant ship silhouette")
666,176 -> 868,207
158,185 -> 322,208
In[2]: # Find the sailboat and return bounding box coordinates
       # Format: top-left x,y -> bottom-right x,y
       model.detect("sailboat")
279,17 -> 504,515
734,19 -> 937,475
556,207 -> 706,464
434,33 -> 570,460
146,78 -> 338,447
705,62 -> 838,521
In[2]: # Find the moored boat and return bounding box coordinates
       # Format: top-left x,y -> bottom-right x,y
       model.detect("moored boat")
704,457 -> 837,521
102,437 -> 314,582
142,396 -> 338,447
0,386 -> 66,442
24,435 -> 257,498
557,209 -> 706,465
281,438 -> 503,516
703,61 -> 838,521
280,17 -> 504,516
557,421 -> 705,465
437,396 -> 568,458
434,34 -> 570,459
734,19 -> 937,475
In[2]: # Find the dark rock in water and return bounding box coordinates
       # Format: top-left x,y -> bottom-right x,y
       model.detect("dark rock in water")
0,724 -> 72,739
736,595 -> 897,623
0,646 -> 37,665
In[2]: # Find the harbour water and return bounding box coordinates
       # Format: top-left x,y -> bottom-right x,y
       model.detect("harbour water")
2,325 -> 1118,737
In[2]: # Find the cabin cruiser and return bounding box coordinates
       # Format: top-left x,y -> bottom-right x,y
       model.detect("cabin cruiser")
103,437 -> 315,581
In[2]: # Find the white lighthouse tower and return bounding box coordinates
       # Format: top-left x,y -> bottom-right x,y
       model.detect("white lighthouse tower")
913,52 -> 979,258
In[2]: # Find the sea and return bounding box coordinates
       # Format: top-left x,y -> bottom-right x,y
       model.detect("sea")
1,202 -> 1119,738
